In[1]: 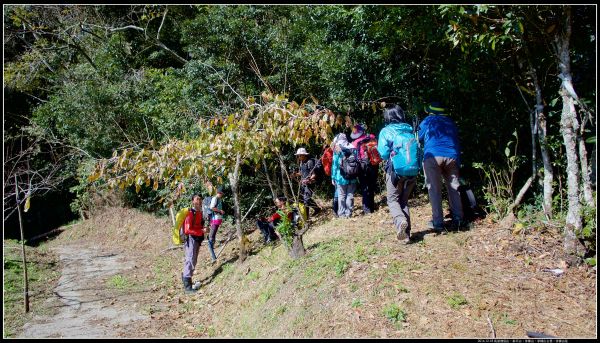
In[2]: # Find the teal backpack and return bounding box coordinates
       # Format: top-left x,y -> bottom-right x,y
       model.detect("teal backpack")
391,130 -> 422,177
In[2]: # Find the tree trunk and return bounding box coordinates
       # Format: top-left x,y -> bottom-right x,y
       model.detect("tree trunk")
530,66 -> 554,219
555,6 -> 585,256
537,108 -> 554,219
278,153 -> 297,202
560,90 -> 584,255
278,156 -> 290,201
169,205 -> 176,225
14,175 -> 30,313
229,153 -> 247,262
289,234 -> 306,258
262,159 -> 277,200
578,134 -> 594,207
522,38 -> 554,218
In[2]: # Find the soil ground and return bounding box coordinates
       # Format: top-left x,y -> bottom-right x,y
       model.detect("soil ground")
6,194 -> 597,338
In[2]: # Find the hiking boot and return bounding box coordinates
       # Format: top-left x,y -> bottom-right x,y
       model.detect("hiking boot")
427,220 -> 445,234
182,277 -> 197,294
451,218 -> 469,230
207,240 -> 217,261
397,221 -> 410,244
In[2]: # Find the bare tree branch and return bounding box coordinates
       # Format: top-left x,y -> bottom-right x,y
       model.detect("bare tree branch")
157,6 -> 168,40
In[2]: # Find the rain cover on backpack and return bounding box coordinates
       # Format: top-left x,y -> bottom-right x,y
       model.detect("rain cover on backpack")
358,137 -> 383,166
391,131 -> 421,177
340,148 -> 361,180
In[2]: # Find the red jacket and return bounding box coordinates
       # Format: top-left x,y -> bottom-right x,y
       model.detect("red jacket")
321,147 -> 333,176
184,209 -> 204,236
269,210 -> 293,226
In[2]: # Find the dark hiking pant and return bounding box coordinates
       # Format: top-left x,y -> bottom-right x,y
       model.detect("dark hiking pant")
385,172 -> 416,232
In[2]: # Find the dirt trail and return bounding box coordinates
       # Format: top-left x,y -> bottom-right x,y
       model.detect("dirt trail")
19,244 -> 148,338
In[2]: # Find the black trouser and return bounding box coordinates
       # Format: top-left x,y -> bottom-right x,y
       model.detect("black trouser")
358,165 -> 378,213
301,184 -> 320,218
256,220 -> 277,242
332,184 -> 339,217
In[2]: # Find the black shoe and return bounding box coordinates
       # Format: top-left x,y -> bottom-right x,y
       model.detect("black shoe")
183,277 -> 197,294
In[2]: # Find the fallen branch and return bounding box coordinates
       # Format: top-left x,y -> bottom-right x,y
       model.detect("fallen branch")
161,245 -> 182,252
486,314 -> 496,338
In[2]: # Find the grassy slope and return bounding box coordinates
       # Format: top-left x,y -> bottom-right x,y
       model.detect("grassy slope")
3,239 -> 62,338
8,197 -> 597,338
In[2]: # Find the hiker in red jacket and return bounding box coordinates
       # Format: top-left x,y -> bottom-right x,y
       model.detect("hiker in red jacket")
320,144 -> 338,217
256,197 -> 292,244
180,194 -> 206,294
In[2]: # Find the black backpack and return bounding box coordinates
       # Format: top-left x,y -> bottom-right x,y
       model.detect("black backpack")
340,148 -> 361,180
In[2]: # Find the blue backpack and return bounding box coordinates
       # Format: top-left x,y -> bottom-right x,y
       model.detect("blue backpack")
391,131 -> 421,177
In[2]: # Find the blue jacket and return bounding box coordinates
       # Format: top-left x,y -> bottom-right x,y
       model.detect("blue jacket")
331,150 -> 358,186
418,115 -> 460,164
377,122 -> 415,173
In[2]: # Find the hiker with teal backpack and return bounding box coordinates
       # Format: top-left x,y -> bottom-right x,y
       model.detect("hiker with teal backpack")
206,187 -> 225,262
418,101 -> 465,232
331,133 -> 359,218
377,105 -> 421,244
180,194 -> 207,294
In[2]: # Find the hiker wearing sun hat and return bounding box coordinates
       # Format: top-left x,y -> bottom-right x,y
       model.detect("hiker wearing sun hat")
418,101 -> 465,232
293,147 -> 322,220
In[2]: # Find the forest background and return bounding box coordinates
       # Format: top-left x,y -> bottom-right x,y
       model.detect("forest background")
3,4 -> 596,261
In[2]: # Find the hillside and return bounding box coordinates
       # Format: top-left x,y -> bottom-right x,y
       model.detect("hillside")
8,195 -> 597,338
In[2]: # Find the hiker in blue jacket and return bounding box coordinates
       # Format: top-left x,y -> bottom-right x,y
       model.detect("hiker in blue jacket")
418,101 -> 465,232
331,133 -> 359,218
377,105 -> 417,244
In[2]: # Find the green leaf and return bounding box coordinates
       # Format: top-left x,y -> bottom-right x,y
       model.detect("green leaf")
505,147 -> 510,157
585,257 -> 596,267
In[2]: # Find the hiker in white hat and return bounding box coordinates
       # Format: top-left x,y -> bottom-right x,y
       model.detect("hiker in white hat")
293,147 -> 322,220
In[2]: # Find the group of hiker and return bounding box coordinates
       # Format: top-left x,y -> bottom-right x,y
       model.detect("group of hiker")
177,100 -> 467,294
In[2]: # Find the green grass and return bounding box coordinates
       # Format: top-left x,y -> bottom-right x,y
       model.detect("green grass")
395,284 -> 409,293
447,292 -> 468,309
382,303 -> 407,326
108,274 -> 132,290
303,238 -> 354,286
351,298 -> 363,308
257,283 -> 280,305
152,256 -> 176,287
501,312 -> 517,325
246,271 -> 260,281
3,240 -> 61,338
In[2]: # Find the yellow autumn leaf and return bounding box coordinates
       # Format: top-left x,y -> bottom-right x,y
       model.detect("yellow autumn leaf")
24,197 -> 31,212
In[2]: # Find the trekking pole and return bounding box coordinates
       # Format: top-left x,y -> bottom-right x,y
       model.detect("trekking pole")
215,234 -> 235,259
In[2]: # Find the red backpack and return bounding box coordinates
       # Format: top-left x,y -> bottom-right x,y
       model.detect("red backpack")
321,147 -> 333,176
358,135 -> 382,166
